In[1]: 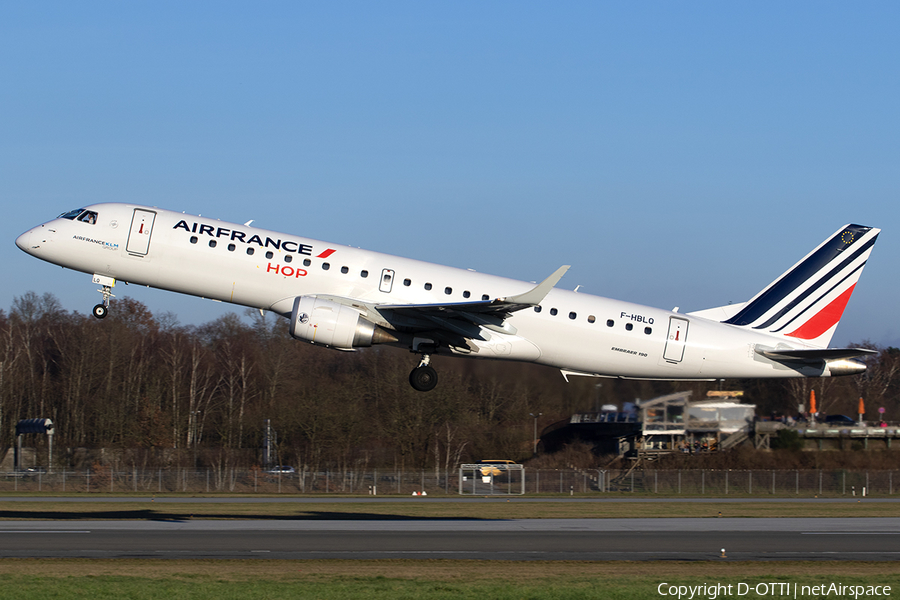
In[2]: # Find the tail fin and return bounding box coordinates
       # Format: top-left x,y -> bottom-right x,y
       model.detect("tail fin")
721,224 -> 879,347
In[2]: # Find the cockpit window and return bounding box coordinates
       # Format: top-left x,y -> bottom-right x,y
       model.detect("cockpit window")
58,208 -> 98,224
77,211 -> 98,225
59,208 -> 86,220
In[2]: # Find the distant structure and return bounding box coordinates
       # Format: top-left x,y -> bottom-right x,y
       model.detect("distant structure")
539,391 -> 755,458
15,418 -> 54,472
637,391 -> 754,458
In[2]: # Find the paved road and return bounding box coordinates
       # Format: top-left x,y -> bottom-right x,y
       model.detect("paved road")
0,518 -> 897,560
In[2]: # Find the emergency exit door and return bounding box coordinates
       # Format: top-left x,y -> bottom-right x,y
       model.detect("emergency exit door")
663,317 -> 689,363
379,269 -> 395,293
126,209 -> 156,256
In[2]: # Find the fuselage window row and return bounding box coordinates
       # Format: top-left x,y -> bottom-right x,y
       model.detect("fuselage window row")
528,308 -> 652,335
186,236 -> 502,306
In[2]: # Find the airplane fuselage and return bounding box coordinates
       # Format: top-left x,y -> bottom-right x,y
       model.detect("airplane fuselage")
16,203 -> 872,386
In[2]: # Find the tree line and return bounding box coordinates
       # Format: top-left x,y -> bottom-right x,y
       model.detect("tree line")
1,292 -> 897,470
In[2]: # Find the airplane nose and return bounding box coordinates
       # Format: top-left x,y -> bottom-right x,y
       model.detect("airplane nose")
16,230 -> 34,253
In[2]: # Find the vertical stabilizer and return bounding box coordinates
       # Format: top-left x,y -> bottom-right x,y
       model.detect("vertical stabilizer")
723,224 -> 879,348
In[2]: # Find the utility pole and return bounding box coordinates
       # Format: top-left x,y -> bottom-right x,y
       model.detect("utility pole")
529,412 -> 542,456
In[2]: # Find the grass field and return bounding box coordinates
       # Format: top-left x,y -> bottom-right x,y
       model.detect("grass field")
0,560 -> 897,599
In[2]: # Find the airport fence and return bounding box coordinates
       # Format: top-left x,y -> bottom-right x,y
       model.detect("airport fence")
0,468 -> 898,497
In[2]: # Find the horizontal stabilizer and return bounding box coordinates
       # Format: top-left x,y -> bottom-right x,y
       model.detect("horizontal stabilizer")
756,347 -> 876,362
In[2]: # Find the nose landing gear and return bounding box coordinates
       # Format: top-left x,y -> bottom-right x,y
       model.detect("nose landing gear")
91,274 -> 116,319
409,354 -> 438,392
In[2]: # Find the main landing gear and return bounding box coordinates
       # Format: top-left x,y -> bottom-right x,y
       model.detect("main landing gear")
409,354 -> 438,392
91,274 -> 116,319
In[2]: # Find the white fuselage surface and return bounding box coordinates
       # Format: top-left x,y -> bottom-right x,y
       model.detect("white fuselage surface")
16,203 -> 879,389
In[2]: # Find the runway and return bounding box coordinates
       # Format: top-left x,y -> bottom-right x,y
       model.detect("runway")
0,518 -> 898,561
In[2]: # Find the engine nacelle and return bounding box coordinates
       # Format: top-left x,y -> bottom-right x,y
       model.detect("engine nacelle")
289,296 -> 395,349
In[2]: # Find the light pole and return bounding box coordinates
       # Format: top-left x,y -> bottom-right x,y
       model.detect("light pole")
529,412 -> 542,456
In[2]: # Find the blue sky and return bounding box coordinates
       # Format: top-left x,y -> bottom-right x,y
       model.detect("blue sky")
2,2 -> 898,347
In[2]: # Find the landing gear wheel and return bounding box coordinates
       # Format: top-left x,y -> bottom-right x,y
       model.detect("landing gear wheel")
409,365 -> 438,392
92,304 -> 109,319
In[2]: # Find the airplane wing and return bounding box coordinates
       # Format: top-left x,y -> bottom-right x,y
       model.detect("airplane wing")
322,265 -> 570,344
378,265 -> 570,316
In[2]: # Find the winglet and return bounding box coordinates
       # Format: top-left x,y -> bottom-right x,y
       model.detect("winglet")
499,265 -> 570,307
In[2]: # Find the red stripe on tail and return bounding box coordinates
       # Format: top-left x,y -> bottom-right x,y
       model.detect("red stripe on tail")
785,284 -> 856,340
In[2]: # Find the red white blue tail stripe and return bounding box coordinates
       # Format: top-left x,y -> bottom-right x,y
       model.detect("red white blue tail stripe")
724,224 -> 879,348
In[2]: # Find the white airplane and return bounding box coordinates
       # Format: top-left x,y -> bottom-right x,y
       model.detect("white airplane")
16,203 -> 879,391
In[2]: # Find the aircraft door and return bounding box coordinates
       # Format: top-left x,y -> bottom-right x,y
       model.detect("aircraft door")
663,317 -> 689,363
126,209 -> 157,256
379,269 -> 395,293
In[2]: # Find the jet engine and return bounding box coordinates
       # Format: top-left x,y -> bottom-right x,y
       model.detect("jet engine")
289,296 -> 396,350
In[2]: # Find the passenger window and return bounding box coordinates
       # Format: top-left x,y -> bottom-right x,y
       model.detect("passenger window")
266,251 -> 274,259
303,259 -> 311,266
444,287 -> 452,295
588,315 -> 596,323
227,243 -> 236,252
341,266 -> 349,274
625,323 -> 633,331
284,255 -> 292,263
361,270 -> 369,278
190,236 -> 198,244
534,306 -> 542,313
463,291 -> 471,298
550,308 -> 558,316
246,247 -> 254,255
403,279 -> 411,286
569,312 -> 577,320
607,320 -> 614,327
424,283 -> 432,291
322,263 -> 330,270
645,327 -> 652,335
209,240 -> 217,248
482,294 -> 489,301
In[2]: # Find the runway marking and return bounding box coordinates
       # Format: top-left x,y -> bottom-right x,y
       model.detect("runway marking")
801,532 -> 900,535
0,531 -> 90,534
